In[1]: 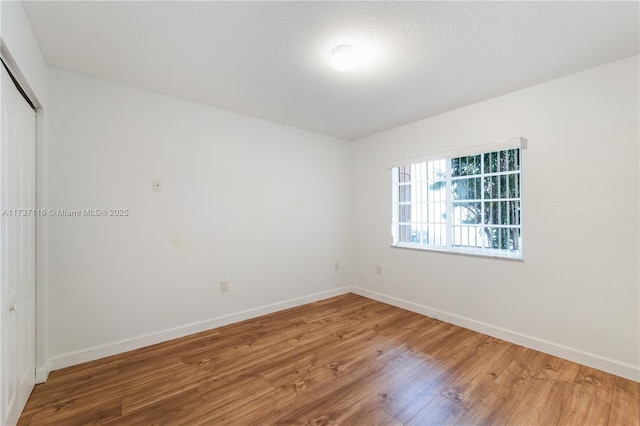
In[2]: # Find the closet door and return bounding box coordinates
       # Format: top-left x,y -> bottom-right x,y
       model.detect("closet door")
0,64 -> 36,426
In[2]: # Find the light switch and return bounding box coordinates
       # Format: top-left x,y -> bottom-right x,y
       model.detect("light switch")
153,179 -> 162,192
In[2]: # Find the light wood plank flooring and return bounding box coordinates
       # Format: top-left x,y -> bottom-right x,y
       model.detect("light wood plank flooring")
19,293 -> 639,425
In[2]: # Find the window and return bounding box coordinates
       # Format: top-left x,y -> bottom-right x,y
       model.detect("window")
391,138 -> 525,259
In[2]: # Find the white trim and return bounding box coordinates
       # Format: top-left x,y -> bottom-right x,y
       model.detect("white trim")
390,243 -> 524,260
351,286 -> 640,383
45,285 -> 639,383
388,137 -> 526,169
48,287 -> 351,372
35,362 -> 49,384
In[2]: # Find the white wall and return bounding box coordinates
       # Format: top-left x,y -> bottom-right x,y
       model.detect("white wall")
352,55 -> 639,381
0,0 -> 49,382
46,68 -> 352,367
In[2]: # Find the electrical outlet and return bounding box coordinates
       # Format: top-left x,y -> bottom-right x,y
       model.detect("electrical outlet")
334,261 -> 340,271
376,264 -> 382,275
220,280 -> 229,293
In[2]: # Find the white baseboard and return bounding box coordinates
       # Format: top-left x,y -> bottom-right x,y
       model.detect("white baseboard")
48,286 -> 351,372
351,286 -> 640,383
45,285 -> 639,383
35,361 -> 50,384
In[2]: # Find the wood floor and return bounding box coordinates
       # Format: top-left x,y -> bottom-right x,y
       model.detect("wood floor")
19,293 -> 639,425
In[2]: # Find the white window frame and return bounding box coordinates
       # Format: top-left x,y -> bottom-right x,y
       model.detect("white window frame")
390,137 -> 526,260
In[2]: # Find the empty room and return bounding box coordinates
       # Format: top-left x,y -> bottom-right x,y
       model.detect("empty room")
1,1 -> 639,425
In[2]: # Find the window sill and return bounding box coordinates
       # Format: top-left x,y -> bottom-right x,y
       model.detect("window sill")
391,243 -> 524,261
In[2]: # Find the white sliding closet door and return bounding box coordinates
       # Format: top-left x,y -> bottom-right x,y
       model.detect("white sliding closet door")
0,64 -> 36,426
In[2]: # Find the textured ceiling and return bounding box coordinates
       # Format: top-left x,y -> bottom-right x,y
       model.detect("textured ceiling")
23,1 -> 639,140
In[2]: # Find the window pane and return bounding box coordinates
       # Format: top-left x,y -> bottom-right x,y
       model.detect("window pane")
398,224 -> 412,243
500,175 -> 510,197
431,223 -> 446,246
483,151 -> 498,173
509,173 -> 520,198
484,201 -> 497,224
399,165 -> 411,183
453,202 -> 481,225
411,182 -> 421,202
432,159 -> 447,180
484,175 -> 498,199
399,204 -> 411,223
429,180 -> 446,197
453,225 -> 483,247
438,202 -> 447,223
453,177 -> 482,200
479,227 -> 522,250
483,200 -> 520,225
509,200 -> 521,225
399,184 -> 411,202
452,155 -> 481,177
484,173 -> 520,199
498,150 -> 506,172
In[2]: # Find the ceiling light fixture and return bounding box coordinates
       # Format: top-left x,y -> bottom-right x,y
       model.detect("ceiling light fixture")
330,45 -> 356,71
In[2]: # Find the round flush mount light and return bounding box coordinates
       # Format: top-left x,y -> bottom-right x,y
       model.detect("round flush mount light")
330,45 -> 356,71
